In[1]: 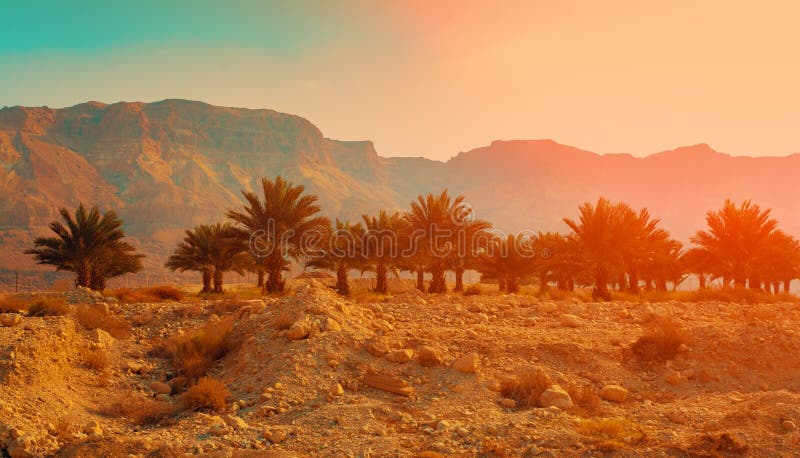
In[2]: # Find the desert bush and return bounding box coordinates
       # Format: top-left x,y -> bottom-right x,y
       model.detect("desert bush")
575,417 -> 646,451
157,318 -> 235,378
463,284 -> 482,296
209,299 -> 248,315
173,304 -> 205,319
27,297 -> 69,316
0,295 -> 28,313
81,347 -> 111,371
74,305 -> 132,339
272,310 -> 297,330
99,394 -> 178,426
566,383 -> 602,417
110,285 -> 183,303
130,309 -> 156,327
499,368 -> 552,407
631,316 -> 687,361
181,377 -> 230,412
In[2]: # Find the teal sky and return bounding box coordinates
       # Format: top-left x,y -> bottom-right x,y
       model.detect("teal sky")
3,1 -> 800,160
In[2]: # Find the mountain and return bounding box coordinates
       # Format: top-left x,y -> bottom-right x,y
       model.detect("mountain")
2,99 -> 800,284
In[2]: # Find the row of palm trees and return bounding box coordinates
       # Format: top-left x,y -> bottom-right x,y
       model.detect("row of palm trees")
27,176 -> 800,297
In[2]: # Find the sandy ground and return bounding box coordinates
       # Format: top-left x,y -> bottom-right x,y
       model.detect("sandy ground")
2,280 -> 800,457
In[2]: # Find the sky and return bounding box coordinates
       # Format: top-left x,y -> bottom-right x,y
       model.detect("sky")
2,0 -> 800,160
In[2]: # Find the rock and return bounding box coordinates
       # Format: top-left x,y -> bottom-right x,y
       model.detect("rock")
538,385 -> 573,409
667,411 -> 688,425
499,398 -> 517,408
88,328 -> 115,349
330,383 -> 344,396
363,373 -> 415,397
456,426 -> 470,437
150,381 -> 173,396
452,353 -> 480,374
209,424 -> 231,436
6,434 -> 36,458
599,384 -> 628,403
167,376 -> 188,393
559,314 -> 585,328
617,309 -> 630,319
677,343 -> 690,353
417,346 -> 443,367
84,421 -> 103,439
324,317 -> 341,332
286,321 -> 310,340
386,349 -> 414,363
664,371 -> 683,386
365,339 -> 389,357
265,428 -> 288,444
783,420 -> 797,432
224,415 -> 249,430
0,313 -> 22,327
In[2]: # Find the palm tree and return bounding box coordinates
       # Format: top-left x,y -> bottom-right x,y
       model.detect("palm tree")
306,219 -> 364,295
165,223 -> 248,293
449,202 -> 491,292
26,204 -> 143,290
476,233 -> 536,294
361,210 -> 403,294
406,190 -> 469,294
691,199 -> 779,289
227,176 -> 329,293
563,198 -> 627,300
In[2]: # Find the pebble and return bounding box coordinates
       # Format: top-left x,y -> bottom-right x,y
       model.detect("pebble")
452,353 -> 480,373
599,384 -> 628,403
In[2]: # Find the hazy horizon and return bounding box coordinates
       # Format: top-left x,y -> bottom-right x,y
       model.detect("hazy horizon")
3,0 -> 800,160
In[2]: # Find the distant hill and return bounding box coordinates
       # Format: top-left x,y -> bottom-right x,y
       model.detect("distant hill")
2,99 -> 800,283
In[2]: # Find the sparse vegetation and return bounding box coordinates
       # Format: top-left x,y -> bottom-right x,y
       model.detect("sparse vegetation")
631,316 -> 687,361
100,394 -> 178,426
566,383 -> 602,417
463,284 -> 482,296
0,295 -> 28,313
181,377 -> 230,412
110,285 -> 183,303
272,310 -> 297,330
74,305 -> 132,339
81,347 -> 111,371
499,368 -> 552,407
575,417 -> 646,451
27,297 -> 69,316
157,318 -> 235,378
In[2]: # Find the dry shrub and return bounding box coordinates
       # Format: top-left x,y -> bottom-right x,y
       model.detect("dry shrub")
130,309 -> 156,327
98,394 -> 178,425
74,305 -> 132,339
631,316 -> 687,361
181,377 -> 230,412
499,368 -> 552,407
173,304 -> 204,319
81,347 -> 111,371
566,383 -> 602,417
575,418 -> 646,451
0,295 -> 28,313
157,318 -> 235,378
27,297 -> 69,316
110,286 -> 183,303
209,299 -> 248,315
272,310 -> 297,330
463,284 -> 482,296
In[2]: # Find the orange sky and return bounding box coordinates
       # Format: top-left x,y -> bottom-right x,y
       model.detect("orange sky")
3,0 -> 800,160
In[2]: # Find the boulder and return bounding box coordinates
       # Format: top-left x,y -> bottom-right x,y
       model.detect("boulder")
417,346 -> 443,367
386,349 -> 414,363
538,385 -> 573,409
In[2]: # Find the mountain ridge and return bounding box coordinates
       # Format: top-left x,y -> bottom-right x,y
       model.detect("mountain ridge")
3,99 -> 800,276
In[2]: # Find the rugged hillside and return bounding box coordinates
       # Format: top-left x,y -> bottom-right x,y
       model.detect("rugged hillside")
2,99 -> 800,278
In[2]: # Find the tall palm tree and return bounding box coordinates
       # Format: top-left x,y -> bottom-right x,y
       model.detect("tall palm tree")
26,204 -> 143,290
476,233 -> 536,294
361,210 -> 403,294
691,199 -> 779,289
449,202 -> 491,292
227,176 -> 329,293
563,198 -> 626,300
165,223 -> 248,293
306,219 -> 364,295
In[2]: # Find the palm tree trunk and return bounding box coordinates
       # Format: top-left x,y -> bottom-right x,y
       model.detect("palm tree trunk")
415,268 -> 425,291
698,273 -> 706,289
539,272 -> 549,294
213,269 -> 224,294
89,268 -> 106,291
507,275 -> 519,294
429,260 -> 447,294
336,264 -> 349,295
266,268 -> 283,294
593,266 -> 610,300
375,262 -> 387,294
201,268 -> 213,293
628,269 -> 639,293
257,270 -> 265,288
498,275 -> 506,292
784,279 -> 791,294
75,262 -> 90,288
454,267 -> 465,292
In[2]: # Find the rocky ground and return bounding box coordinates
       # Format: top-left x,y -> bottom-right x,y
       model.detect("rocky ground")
2,280 -> 800,457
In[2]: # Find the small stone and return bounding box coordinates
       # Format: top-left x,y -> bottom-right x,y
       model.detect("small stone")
417,346 -> 443,367
84,421 -> 103,439
599,384 -> 628,403
324,317 -> 341,332
559,314 -> 585,328
265,428 -> 288,444
677,343 -> 690,352
150,381 -> 173,396
456,426 -> 470,437
452,353 -> 480,373
6,434 -> 36,458
386,349 -> 414,363
664,371 -> 683,386
667,411 -> 688,425
783,420 -> 797,432
88,328 -> 115,349
330,383 -> 344,396
224,415 -> 249,430
209,424 -> 230,436
499,398 -> 517,408
286,322 -> 310,340
365,340 -> 389,356
538,385 -> 573,409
